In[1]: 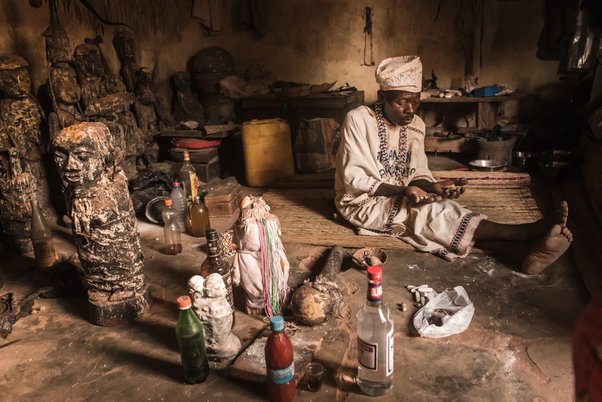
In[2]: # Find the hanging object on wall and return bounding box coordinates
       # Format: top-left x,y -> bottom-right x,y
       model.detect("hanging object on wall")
54,1 -> 190,43
192,0 -> 223,37
362,6 -> 375,66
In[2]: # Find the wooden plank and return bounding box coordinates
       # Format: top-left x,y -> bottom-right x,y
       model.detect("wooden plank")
425,136 -> 475,153
421,93 -> 534,104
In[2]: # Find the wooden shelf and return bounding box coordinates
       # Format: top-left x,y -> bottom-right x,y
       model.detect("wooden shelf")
421,93 -> 533,104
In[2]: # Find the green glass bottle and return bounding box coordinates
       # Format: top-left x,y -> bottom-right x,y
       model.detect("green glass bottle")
175,295 -> 209,384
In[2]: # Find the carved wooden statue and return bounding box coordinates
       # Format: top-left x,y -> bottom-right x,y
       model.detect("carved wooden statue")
188,274 -> 241,362
0,53 -> 50,211
112,30 -> 138,94
44,0 -> 83,139
0,148 -> 36,253
113,31 -> 174,142
232,195 -> 290,317
72,41 -> 142,162
171,71 -> 205,125
53,122 -> 150,326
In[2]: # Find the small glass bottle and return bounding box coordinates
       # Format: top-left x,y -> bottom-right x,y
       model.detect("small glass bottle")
200,228 -> 234,312
170,181 -> 187,232
179,150 -> 199,202
30,199 -> 58,269
356,266 -> 394,396
175,295 -> 210,384
265,315 -> 296,402
162,198 -> 182,255
185,196 -> 210,237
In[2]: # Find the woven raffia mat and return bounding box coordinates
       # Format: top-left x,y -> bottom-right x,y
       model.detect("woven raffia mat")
263,171 -> 542,250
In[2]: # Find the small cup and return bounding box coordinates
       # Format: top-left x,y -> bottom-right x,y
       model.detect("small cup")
304,362 -> 325,392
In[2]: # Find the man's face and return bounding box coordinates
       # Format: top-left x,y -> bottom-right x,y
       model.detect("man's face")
54,141 -> 104,187
380,90 -> 420,126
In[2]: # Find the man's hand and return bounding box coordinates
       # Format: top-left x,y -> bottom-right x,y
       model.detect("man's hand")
405,186 -> 442,204
432,179 -> 467,199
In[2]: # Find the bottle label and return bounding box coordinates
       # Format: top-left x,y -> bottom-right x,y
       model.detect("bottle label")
357,328 -> 394,375
367,282 -> 383,302
386,329 -> 394,376
189,172 -> 198,200
267,362 -> 295,384
207,242 -> 219,258
357,337 -> 377,370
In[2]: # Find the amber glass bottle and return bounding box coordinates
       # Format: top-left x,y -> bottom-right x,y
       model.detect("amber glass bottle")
179,150 -> 198,201
185,196 -> 210,237
200,228 -> 234,311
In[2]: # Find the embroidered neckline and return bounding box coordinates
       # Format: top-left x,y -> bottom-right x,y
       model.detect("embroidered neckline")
374,102 -> 409,180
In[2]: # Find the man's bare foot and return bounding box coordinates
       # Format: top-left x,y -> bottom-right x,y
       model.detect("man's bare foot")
521,223 -> 573,275
557,200 -> 569,226
528,200 -> 569,239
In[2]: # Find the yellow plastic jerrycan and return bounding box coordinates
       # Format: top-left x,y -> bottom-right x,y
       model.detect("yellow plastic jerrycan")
241,118 -> 295,187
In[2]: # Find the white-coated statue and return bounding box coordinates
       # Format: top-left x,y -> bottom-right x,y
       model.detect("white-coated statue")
188,274 -> 240,361
232,194 -> 290,317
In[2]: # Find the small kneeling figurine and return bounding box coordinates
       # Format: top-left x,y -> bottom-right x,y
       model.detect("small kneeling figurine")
53,121 -> 150,326
232,195 -> 290,317
188,274 -> 240,362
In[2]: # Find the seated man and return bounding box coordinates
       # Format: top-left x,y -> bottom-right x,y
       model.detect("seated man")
334,55 -> 572,275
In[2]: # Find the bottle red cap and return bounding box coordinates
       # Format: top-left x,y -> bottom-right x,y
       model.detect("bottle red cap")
177,295 -> 191,309
173,181 -> 181,187
367,266 -> 382,281
164,198 -> 173,206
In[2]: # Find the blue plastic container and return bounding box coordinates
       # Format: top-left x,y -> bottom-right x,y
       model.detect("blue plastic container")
472,85 -> 501,97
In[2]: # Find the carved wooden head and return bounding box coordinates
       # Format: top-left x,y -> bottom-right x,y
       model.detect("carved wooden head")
0,54 -> 31,98
53,122 -> 116,189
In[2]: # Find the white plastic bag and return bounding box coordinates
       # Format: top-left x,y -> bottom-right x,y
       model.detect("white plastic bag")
413,286 -> 475,338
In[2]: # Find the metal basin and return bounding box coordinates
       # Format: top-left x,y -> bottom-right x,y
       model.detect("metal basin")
468,159 -> 507,172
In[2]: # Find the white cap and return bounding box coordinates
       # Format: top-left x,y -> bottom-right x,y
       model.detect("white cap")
375,55 -> 422,93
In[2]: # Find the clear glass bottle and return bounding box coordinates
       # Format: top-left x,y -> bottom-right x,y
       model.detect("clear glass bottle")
179,150 -> 198,202
30,199 -> 58,269
185,196 -> 210,237
265,315 -> 296,402
175,295 -> 210,384
170,181 -> 187,232
356,266 -> 394,395
162,198 -> 182,255
200,228 -> 234,312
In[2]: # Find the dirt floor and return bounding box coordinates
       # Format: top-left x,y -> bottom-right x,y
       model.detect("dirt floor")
0,157 -> 590,402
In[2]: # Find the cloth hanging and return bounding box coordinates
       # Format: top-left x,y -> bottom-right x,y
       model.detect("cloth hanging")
192,0 -> 223,36
537,0 -> 579,60
240,0 -> 266,39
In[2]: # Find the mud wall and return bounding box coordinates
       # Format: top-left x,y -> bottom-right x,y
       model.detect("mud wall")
0,0 -> 559,105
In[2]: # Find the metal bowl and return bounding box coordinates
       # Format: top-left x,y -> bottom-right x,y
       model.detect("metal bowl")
468,159 -> 507,171
144,196 -> 169,224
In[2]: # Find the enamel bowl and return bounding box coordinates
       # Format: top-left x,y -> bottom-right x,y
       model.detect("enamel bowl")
468,159 -> 507,172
